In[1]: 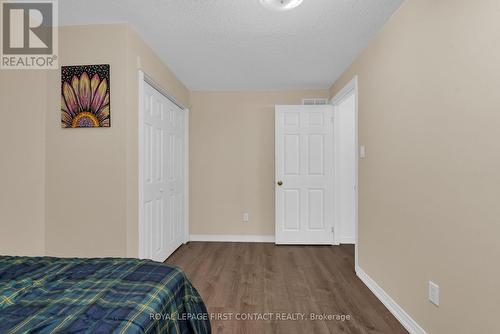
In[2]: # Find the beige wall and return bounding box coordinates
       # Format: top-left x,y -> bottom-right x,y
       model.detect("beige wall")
330,0 -> 500,333
189,90 -> 328,236
0,71 -> 47,256
45,24 -> 129,257
1,24 -> 188,258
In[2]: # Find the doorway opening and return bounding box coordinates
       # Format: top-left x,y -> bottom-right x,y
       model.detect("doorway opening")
331,76 -> 359,267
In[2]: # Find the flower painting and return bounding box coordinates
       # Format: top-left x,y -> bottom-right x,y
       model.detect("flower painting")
61,64 -> 110,128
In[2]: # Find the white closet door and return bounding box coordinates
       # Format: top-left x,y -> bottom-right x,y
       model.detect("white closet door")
275,105 -> 334,244
141,80 -> 185,262
164,96 -> 186,258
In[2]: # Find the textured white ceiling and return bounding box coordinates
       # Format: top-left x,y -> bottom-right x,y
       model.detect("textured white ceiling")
59,0 -> 403,91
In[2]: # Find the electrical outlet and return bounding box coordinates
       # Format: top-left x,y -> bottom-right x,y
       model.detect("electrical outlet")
429,281 -> 439,306
242,213 -> 250,223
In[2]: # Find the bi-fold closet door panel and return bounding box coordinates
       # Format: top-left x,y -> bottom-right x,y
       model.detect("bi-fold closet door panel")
142,81 -> 185,262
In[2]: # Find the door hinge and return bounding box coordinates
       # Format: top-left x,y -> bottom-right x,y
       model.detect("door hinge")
331,226 -> 335,233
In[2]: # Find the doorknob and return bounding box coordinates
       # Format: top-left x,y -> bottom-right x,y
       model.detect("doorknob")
277,181 -> 283,186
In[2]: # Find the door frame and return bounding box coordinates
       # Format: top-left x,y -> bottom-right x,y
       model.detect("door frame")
331,75 -> 359,268
138,70 -> 190,259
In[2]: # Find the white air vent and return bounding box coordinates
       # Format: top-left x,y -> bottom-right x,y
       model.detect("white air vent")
302,98 -> 328,105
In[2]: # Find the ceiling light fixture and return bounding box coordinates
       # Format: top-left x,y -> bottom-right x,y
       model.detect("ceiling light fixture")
260,0 -> 304,11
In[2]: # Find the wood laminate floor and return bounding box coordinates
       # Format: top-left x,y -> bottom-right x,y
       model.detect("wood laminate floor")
167,242 -> 407,334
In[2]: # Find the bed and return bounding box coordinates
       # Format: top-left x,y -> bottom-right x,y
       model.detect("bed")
0,256 -> 211,334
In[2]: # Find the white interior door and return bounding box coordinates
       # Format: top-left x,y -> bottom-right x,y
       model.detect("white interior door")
275,105 -> 334,244
141,79 -> 186,262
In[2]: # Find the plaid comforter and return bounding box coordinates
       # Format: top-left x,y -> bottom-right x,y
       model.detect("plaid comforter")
0,256 -> 210,334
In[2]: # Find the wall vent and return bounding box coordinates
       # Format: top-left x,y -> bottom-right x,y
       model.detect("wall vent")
302,98 -> 328,105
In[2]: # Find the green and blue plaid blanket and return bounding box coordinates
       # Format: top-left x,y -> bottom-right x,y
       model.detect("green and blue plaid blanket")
0,256 -> 210,334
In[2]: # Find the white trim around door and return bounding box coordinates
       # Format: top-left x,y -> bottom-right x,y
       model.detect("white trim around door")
331,76 -> 359,267
138,70 -> 189,261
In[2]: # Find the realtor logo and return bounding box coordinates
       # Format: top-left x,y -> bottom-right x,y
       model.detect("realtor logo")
1,0 -> 58,69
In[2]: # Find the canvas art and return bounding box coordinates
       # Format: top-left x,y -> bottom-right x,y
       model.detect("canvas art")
61,64 -> 111,128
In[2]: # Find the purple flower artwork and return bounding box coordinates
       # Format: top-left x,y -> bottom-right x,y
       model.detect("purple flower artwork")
61,64 -> 110,128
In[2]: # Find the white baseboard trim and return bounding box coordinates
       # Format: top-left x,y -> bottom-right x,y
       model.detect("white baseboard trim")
356,266 -> 427,334
189,234 -> 275,243
337,236 -> 356,244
